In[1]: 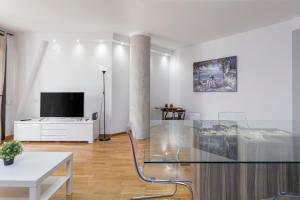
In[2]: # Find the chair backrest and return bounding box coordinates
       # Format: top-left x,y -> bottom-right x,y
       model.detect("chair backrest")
218,112 -> 249,128
127,123 -> 147,181
185,112 -> 201,120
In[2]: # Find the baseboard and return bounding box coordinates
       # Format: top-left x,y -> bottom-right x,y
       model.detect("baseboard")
5,134 -> 13,141
98,131 -> 126,137
4,132 -> 126,142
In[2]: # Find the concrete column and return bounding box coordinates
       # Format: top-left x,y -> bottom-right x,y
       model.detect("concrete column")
129,33 -> 151,139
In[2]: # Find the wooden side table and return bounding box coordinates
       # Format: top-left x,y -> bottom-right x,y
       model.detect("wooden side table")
155,107 -> 186,120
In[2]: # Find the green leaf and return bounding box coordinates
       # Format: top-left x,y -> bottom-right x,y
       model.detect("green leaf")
0,140 -> 23,160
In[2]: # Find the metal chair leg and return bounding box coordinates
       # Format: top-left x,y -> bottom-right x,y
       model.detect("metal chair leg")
182,183 -> 193,200
262,192 -> 300,200
278,192 -> 300,198
131,182 -> 194,200
130,184 -> 178,199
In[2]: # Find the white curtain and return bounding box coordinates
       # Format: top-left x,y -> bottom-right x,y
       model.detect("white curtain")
0,34 -> 6,142
5,35 -> 16,136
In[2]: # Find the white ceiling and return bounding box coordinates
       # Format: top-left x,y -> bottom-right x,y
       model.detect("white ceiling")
1,0 -> 300,49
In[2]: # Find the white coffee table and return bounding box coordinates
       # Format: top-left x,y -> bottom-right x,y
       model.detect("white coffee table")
0,152 -> 73,200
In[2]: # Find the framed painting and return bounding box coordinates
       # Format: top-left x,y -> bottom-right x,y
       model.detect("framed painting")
193,56 -> 237,92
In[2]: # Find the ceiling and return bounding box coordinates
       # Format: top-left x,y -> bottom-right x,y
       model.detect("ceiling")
1,0 -> 300,49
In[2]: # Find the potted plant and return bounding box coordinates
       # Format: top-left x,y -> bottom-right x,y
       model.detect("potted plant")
0,140 -> 23,166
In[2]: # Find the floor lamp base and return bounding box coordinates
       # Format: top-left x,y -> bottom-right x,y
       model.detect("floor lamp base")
99,137 -> 111,141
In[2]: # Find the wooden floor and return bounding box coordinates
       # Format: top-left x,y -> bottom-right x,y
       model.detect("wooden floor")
20,134 -> 191,200
3,134 -> 297,200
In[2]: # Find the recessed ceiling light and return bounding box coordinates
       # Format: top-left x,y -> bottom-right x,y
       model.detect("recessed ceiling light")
52,39 -> 56,43
76,39 -> 80,43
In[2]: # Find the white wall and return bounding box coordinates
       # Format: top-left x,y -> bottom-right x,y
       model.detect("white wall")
13,32 -> 171,134
10,16 -> 300,136
111,43 -> 129,133
5,35 -> 17,135
292,28 -> 300,136
15,33 -> 114,133
293,29 -> 300,121
170,17 -> 300,120
150,53 -> 170,120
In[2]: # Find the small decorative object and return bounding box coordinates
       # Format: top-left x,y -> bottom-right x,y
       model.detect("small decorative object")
193,56 -> 237,92
164,104 -> 168,108
92,112 -> 98,120
0,140 -> 23,166
170,104 -> 173,108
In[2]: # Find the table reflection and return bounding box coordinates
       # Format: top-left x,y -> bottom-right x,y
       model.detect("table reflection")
146,120 -> 298,163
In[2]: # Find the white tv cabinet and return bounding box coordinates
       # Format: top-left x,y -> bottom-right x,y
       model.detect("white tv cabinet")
14,118 -> 97,143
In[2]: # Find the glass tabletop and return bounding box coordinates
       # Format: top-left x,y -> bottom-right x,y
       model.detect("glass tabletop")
144,120 -> 300,164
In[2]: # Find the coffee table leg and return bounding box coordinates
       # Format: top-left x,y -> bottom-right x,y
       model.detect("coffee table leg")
29,186 -> 40,200
66,158 -> 73,195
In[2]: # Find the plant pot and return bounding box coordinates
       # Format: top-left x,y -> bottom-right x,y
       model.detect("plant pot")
3,158 -> 14,166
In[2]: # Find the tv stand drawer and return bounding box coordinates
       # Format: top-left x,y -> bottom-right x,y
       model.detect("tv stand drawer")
41,135 -> 68,141
42,124 -> 69,130
14,124 -> 41,141
41,124 -> 68,136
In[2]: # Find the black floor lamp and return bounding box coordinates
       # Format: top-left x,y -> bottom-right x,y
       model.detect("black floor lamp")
99,70 -> 111,141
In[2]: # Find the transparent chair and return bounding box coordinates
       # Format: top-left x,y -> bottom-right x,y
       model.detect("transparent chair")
185,112 -> 201,120
127,123 -> 194,199
218,112 -> 249,128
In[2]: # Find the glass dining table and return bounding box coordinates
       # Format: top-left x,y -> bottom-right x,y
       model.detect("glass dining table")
144,120 -> 300,200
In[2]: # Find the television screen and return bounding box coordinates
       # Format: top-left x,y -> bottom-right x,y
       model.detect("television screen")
40,92 -> 84,117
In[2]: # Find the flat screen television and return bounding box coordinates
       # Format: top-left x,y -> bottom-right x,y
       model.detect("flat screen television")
40,92 -> 84,117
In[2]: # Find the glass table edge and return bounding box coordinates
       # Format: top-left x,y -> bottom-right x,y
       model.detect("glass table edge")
144,161 -> 300,164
